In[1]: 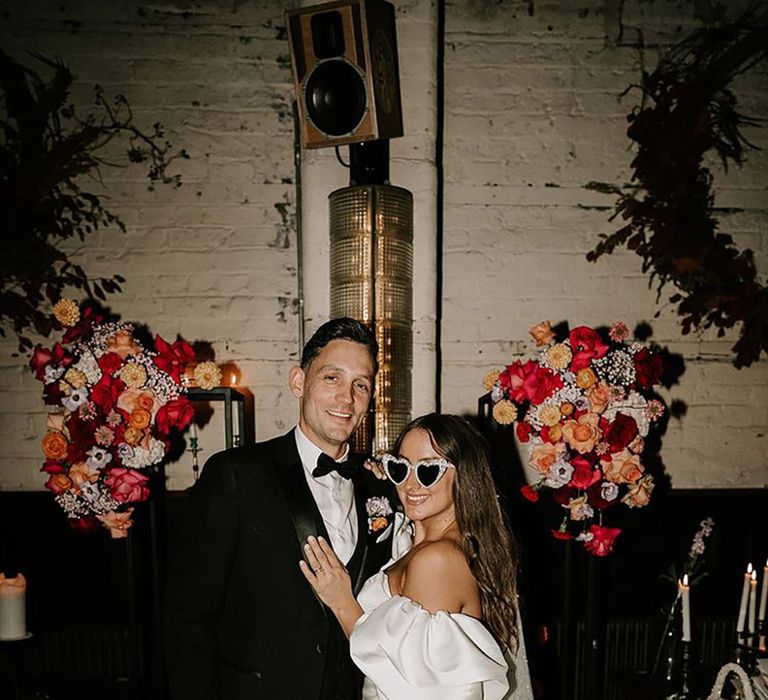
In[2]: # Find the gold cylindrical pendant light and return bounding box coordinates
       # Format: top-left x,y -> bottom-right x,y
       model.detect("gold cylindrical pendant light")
329,184 -> 413,454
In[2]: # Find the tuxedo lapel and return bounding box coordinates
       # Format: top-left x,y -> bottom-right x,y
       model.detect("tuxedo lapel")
350,472 -> 371,596
272,433 -> 330,615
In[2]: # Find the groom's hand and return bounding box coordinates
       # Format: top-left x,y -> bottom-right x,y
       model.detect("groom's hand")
363,458 -> 387,480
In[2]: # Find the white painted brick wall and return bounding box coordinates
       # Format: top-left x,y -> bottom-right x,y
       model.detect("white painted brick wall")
1,0 -> 766,493
443,0 -> 768,488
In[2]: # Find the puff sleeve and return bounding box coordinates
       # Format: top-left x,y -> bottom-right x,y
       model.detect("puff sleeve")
350,595 -> 509,700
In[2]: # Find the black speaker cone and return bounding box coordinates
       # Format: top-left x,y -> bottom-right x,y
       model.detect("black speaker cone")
305,59 -> 367,136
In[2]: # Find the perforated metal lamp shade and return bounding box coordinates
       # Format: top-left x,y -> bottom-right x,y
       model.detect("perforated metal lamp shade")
329,184 -> 413,454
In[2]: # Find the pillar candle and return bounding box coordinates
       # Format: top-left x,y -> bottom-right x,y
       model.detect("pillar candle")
748,569 -> 758,635
680,575 -> 691,642
737,563 -> 752,634
759,559 -> 768,625
0,573 -> 27,640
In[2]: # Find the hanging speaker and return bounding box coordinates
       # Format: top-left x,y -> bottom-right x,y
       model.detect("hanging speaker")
286,0 -> 404,149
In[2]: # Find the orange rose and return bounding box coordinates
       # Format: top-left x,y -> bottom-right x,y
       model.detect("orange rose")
560,402 -> 574,417
529,321 -> 556,346
622,475 -> 654,507
604,449 -> 644,484
46,413 -> 67,433
575,368 -> 597,389
70,461 -> 99,486
117,389 -> 159,418
529,442 -> 564,474
105,330 -> 142,359
370,517 -> 388,533
548,424 -> 563,442
97,509 -> 135,539
562,413 -> 601,454
42,431 -> 69,460
587,383 -> 611,414
123,427 -> 144,446
129,409 -> 151,430
46,473 -> 73,494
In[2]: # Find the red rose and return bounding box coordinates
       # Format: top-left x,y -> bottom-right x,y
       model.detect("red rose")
521,485 -> 539,502
98,352 -> 124,375
634,347 -> 664,389
586,481 -> 614,511
41,461 -> 66,475
156,397 -> 194,435
61,303 -> 104,344
583,524 -> 621,557
64,413 -> 93,464
499,360 -> 532,403
516,422 -> 532,443
569,456 -> 601,489
29,342 -> 72,381
104,468 -> 151,504
525,365 -> 563,405
604,413 -> 638,453
569,326 -> 609,372
91,375 -> 125,412
153,336 -> 195,383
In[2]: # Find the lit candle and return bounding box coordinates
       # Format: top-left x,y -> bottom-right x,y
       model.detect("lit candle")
0,573 -> 27,640
680,574 -> 691,642
759,559 -> 768,626
748,569 -> 758,635
737,563 -> 752,634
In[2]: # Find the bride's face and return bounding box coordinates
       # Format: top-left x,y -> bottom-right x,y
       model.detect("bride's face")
395,428 -> 456,525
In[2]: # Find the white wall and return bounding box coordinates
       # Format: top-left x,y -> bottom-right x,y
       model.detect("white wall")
441,0 -> 768,488
1,0 -> 766,491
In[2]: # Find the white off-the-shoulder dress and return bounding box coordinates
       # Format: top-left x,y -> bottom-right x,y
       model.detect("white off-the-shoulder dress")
350,519 -> 534,700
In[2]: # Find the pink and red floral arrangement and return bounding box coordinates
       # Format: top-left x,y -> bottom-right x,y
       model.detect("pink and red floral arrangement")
30,300 -> 194,537
484,321 -> 666,556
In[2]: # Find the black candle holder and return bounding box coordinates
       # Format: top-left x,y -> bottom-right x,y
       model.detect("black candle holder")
733,637 -> 758,676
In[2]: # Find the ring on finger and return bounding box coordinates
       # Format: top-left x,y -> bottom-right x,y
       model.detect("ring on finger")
314,566 -> 323,574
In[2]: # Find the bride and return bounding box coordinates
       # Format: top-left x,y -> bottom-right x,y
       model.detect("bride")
300,413 -> 533,699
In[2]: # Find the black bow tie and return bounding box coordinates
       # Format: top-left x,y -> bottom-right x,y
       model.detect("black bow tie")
313,452 -> 356,480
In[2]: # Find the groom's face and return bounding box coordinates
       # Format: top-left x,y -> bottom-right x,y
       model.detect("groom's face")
289,339 -> 375,459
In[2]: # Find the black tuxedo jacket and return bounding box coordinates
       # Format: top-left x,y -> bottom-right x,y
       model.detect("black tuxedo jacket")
164,431 -> 395,700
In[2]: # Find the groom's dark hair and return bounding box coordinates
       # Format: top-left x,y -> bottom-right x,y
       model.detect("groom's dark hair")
301,317 -> 379,374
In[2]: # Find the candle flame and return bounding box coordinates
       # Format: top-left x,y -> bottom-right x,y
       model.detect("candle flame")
230,373 -> 236,386
748,562 -> 753,574
682,574 -> 689,586
752,570 -> 757,582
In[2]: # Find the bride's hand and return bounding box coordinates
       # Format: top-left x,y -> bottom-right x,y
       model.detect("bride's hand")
299,536 -> 354,611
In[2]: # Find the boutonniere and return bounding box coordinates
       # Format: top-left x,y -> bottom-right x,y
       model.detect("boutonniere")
365,496 -> 393,535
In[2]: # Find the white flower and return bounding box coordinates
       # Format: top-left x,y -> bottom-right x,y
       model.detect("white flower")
44,365 -> 65,385
62,389 -> 88,412
545,460 -> 574,488
491,385 -> 504,402
366,496 -> 393,518
121,437 -> 165,469
117,443 -> 135,461
86,446 -> 113,470
75,353 -> 101,384
601,482 -> 619,502
576,531 -> 595,542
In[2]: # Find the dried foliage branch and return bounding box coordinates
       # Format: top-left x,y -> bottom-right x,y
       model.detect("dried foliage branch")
0,50 -> 189,353
586,8 -> 768,368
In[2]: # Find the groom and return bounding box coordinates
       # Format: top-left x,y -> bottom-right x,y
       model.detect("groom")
164,318 -> 395,700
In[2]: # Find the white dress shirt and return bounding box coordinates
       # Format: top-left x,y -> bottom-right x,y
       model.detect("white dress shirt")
294,426 -> 358,564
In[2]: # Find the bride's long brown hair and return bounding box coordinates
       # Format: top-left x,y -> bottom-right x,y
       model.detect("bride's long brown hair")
392,413 -> 519,649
